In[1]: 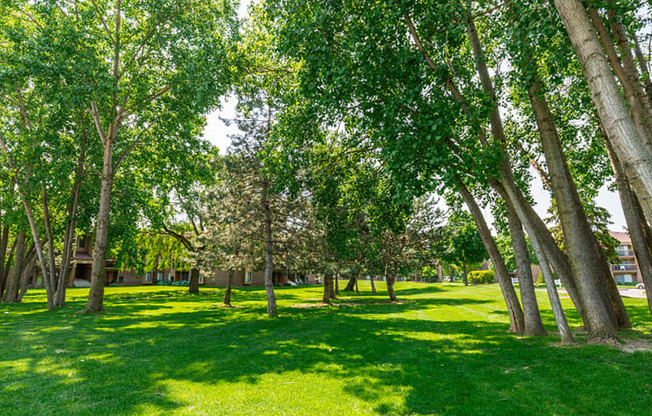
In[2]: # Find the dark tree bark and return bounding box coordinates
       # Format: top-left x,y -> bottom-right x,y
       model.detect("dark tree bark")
458,180 -> 524,333
370,275 -> 377,294
344,274 -> 357,292
334,273 -> 339,295
355,276 -> 360,294
17,256 -> 36,303
188,268 -> 200,294
224,269 -> 234,307
0,225 -> 10,299
462,262 -> 468,286
3,231 -> 25,303
322,275 -> 333,304
386,263 -> 399,302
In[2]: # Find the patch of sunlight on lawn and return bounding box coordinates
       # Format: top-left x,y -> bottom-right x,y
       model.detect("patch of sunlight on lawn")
156,370 -> 409,416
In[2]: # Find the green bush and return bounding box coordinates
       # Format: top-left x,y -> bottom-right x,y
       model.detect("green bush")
468,270 -> 495,284
616,281 -> 637,286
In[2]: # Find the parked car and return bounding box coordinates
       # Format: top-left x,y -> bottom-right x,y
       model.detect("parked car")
637,283 -> 645,290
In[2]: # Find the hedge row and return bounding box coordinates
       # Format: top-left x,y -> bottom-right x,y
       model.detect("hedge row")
468,270 -> 495,284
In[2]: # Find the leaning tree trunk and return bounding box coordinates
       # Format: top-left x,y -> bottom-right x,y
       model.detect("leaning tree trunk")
188,268 -> 200,294
468,12 -> 586,332
370,275 -> 377,294
458,179 -> 524,333
344,274 -> 357,291
56,140 -> 86,308
261,179 -> 277,317
631,32 -> 652,108
224,269 -> 234,307
505,200 -> 547,336
530,234 -> 575,344
83,140 -> 115,314
3,231 -> 25,303
555,0 -> 652,225
355,275 -> 360,294
17,255 -> 36,303
587,6 -> 652,153
527,77 -> 624,338
606,137 -> 652,315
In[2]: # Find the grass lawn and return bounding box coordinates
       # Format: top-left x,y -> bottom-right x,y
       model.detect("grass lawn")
2,282 -> 652,415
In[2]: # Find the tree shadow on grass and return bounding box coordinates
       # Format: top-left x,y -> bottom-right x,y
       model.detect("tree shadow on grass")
2,286 -> 652,415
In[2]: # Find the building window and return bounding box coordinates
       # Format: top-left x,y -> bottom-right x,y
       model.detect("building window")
198,273 -> 204,284
157,271 -> 164,281
118,275 -> 124,283
182,271 -> 189,281
144,272 -> 152,283
617,274 -> 634,283
245,271 -> 253,285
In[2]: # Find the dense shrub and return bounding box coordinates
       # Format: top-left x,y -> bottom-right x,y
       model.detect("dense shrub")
155,280 -> 189,286
468,270 -> 495,284
616,281 -> 638,286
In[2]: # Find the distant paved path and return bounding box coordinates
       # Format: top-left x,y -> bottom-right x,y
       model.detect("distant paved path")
619,289 -> 648,299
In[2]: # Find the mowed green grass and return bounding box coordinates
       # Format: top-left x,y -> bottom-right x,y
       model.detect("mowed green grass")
1,282 -> 652,416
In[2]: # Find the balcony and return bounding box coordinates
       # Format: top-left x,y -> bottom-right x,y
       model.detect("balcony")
612,264 -> 638,272
616,250 -> 634,257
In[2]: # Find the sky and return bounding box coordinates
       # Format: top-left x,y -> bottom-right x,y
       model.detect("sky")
200,0 -> 628,232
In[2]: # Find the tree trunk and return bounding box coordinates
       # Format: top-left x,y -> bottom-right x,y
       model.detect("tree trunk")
370,275 -> 377,294
322,274 -> 332,304
631,32 -> 652,108
261,178 -> 277,317
17,256 -> 36,303
355,275 -> 360,294
334,273 -> 340,295
0,234 -> 17,299
386,263 -> 398,302
224,269 -> 234,307
462,262 -> 468,286
41,188 -> 58,303
344,274 -> 356,291
458,179 -> 524,333
0,225 -> 10,299
56,137 -> 86,308
587,6 -> 652,153
527,77 -> 623,339
3,231 -> 25,303
530,234 -> 575,344
505,200 -> 547,336
555,0 -> 652,225
83,139 -> 114,314
188,268 -> 200,294
605,136 -> 652,315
